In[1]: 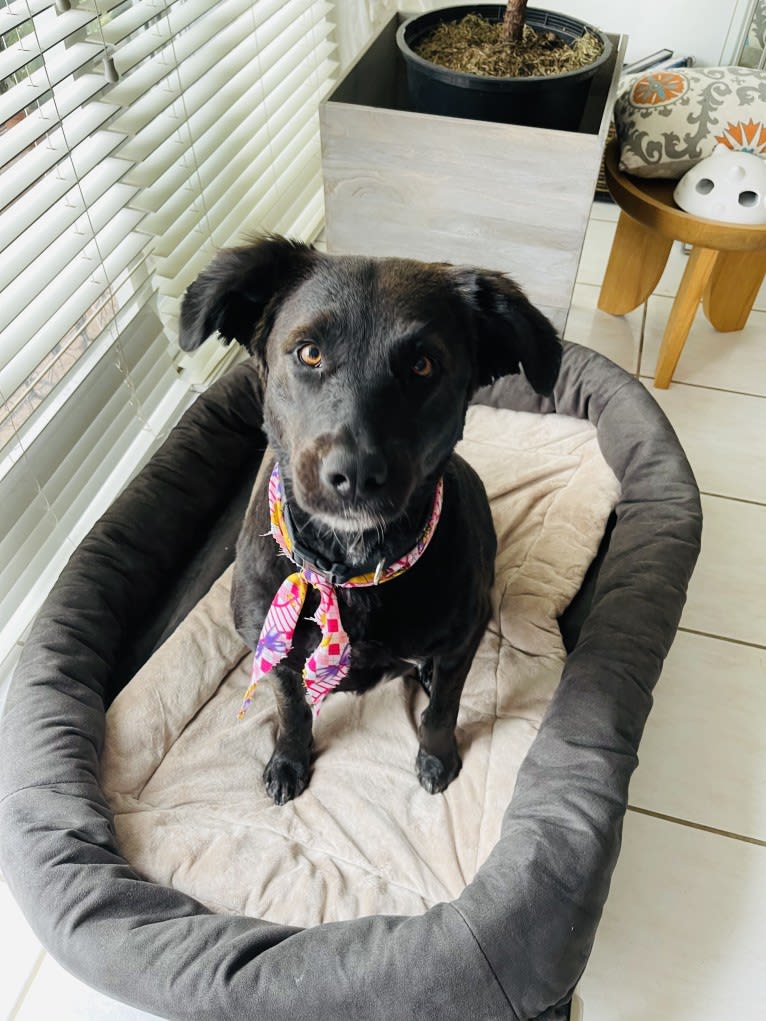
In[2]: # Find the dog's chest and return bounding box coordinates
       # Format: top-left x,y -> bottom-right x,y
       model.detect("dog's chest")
290,575 -> 444,663
339,571 -> 459,663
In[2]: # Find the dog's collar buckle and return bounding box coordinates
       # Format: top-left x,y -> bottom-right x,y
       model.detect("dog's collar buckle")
289,549 -> 385,587
293,548 -> 355,586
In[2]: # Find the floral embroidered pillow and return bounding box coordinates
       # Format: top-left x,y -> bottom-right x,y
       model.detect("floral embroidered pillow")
614,66 -> 766,179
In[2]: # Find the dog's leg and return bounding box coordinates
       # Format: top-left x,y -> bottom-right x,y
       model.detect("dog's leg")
416,630 -> 483,794
415,654 -> 464,794
263,664 -> 313,805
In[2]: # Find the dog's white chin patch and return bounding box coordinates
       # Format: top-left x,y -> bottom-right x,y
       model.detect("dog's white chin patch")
312,508 -> 391,533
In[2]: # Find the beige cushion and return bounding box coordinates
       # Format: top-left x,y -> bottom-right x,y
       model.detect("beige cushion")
615,66 -> 766,179
101,405 -> 621,927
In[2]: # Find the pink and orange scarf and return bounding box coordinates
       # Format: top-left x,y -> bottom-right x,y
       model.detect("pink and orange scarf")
238,463 -> 443,718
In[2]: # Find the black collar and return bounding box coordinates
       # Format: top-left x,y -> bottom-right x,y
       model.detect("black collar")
280,499 -> 383,585
280,483 -> 440,587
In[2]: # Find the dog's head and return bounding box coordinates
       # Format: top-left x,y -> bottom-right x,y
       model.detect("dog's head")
180,236 -> 561,531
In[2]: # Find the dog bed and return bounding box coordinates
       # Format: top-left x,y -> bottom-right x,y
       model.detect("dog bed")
101,402 -> 622,924
0,342 -> 702,1021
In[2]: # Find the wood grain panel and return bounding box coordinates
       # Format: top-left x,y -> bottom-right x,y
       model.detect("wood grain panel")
320,29 -> 625,330
321,105 -> 599,315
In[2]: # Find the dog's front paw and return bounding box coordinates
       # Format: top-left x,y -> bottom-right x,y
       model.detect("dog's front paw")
416,747 -> 462,795
264,752 -> 310,805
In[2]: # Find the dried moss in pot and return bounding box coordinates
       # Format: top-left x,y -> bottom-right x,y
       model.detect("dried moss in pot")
397,5 -> 613,130
414,12 -> 604,78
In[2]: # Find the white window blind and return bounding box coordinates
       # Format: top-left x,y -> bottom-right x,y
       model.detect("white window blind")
0,0 -> 338,673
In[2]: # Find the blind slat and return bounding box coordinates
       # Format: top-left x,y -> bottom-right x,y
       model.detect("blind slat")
0,55 -> 106,136
120,59 -> 267,188
148,91 -> 324,251
111,0 -> 249,80
23,6 -> 96,54
2,259 -> 156,466
139,46 -> 335,235
0,95 -> 116,206
0,154 -> 131,289
0,1 -> 54,37
35,36 -> 104,92
0,220 -> 146,396
111,2 -> 270,149
0,190 -> 142,330
100,0 -> 188,47
0,144 -> 126,253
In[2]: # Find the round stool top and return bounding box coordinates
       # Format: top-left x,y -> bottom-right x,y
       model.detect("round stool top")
604,140 -> 766,252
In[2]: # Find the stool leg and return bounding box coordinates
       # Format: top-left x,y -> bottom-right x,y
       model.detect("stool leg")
654,246 -> 718,388
702,250 -> 766,332
598,211 -> 673,315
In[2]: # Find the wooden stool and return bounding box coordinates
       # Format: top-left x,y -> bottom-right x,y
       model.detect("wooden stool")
598,139 -> 766,387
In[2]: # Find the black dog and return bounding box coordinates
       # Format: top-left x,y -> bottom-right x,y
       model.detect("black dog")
179,236 -> 561,805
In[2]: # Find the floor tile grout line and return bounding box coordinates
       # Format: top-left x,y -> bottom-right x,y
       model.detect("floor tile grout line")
7,949 -> 46,1021
637,373 -> 766,401
627,805 -> 766,848
697,490 -> 766,508
676,625 -> 766,651
636,300 -> 647,378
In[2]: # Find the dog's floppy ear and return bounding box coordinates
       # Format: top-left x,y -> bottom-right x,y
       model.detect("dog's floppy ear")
179,235 -> 315,354
452,268 -> 562,395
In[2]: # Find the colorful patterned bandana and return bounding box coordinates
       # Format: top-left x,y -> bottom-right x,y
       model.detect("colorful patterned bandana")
238,463 -> 444,719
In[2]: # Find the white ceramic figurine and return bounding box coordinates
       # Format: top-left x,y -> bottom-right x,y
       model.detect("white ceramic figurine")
674,144 -> 766,224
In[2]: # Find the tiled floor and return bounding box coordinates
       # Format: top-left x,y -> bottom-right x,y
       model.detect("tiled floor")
569,200 -> 766,1019
1,202 -> 764,1019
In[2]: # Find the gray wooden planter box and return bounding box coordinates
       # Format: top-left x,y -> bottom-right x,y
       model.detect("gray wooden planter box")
320,15 -> 626,334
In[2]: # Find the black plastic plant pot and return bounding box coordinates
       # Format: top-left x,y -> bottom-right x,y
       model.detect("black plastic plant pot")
396,4 -> 612,131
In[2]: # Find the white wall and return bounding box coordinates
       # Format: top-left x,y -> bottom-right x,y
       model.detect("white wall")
332,0 -> 397,73
331,0 -> 757,74
554,0 -> 753,66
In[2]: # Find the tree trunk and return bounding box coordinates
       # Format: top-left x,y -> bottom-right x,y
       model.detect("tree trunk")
501,0 -> 527,44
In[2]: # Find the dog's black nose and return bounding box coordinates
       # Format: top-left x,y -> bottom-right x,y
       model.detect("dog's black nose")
322,447 -> 387,501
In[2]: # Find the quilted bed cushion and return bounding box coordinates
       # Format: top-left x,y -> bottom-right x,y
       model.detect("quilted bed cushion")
102,404 -> 621,927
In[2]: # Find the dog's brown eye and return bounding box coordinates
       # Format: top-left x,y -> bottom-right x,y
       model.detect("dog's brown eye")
412,354 -> 434,377
297,343 -> 322,368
